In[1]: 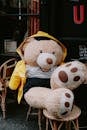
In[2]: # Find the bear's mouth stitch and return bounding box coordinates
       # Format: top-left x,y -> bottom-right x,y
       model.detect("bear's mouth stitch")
61,111 -> 68,116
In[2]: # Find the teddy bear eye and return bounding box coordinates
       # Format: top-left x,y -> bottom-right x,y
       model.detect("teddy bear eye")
40,50 -> 43,53
52,52 -> 55,54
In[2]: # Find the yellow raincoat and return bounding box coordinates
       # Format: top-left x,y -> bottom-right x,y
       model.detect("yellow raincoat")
9,60 -> 26,104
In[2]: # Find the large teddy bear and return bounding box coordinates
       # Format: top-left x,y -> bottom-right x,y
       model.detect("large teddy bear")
9,31 -> 67,104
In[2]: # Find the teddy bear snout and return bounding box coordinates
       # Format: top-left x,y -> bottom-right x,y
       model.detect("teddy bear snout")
37,53 -> 56,70
47,58 -> 53,64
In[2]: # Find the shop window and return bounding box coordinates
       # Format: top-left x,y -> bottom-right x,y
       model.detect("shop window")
0,0 -> 40,54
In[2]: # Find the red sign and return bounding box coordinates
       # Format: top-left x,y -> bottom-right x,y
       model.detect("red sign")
73,5 -> 85,24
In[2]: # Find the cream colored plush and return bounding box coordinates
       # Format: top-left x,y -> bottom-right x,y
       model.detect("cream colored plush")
9,31 -> 67,103
24,87 -> 74,118
51,60 -> 87,90
22,31 -> 74,119
22,33 -> 86,120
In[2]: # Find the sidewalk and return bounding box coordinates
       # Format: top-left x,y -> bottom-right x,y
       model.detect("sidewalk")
0,98 -> 87,130
0,101 -> 39,130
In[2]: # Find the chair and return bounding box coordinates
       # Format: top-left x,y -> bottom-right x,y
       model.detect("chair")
0,58 -> 17,119
26,106 -> 43,130
43,105 -> 81,130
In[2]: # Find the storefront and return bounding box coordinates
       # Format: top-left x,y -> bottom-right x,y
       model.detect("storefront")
0,0 -> 87,126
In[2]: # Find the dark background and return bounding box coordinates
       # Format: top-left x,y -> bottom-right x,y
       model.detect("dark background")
40,0 -> 87,63
40,0 -> 87,38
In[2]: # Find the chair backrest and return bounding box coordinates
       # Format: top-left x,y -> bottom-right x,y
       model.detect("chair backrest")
0,58 -> 17,89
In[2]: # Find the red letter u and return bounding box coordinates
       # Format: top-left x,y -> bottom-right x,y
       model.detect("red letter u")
73,5 -> 85,24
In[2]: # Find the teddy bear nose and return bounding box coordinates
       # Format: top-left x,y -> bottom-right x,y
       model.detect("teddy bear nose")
47,58 -> 53,64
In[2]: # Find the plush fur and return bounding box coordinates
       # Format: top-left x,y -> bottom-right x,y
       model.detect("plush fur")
51,60 -> 87,90
22,38 -> 65,72
24,87 -> 74,118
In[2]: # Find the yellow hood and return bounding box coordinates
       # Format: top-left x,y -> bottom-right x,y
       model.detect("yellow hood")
16,31 -> 67,61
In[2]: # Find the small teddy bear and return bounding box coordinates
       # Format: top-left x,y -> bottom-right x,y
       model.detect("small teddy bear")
9,31 -> 67,103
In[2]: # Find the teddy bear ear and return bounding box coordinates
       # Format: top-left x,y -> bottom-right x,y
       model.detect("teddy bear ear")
16,37 -> 35,59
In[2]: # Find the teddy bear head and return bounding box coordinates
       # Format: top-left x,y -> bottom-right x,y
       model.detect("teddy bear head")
16,31 -> 67,71
50,60 -> 87,90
